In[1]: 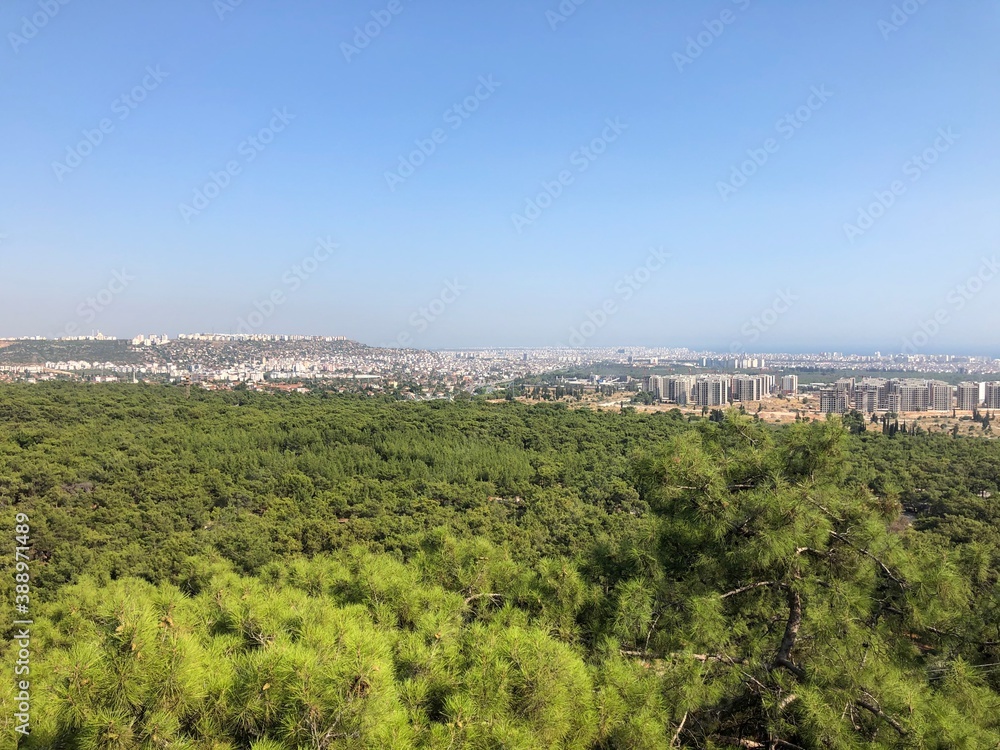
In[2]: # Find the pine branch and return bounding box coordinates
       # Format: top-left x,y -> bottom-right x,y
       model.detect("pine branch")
855,694 -> 907,737
924,625 -> 1000,647
829,531 -> 906,588
803,495 -> 844,523
772,588 -> 806,680
718,581 -> 806,679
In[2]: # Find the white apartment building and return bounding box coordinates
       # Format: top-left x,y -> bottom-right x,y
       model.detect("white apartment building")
927,381 -> 953,412
986,382 -> 1000,409
695,376 -> 731,407
732,375 -> 761,402
854,384 -> 879,414
820,389 -> 848,414
898,380 -> 930,412
834,377 -> 855,394
646,375 -> 667,401
957,382 -> 981,410
780,374 -> 798,396
666,376 -> 695,405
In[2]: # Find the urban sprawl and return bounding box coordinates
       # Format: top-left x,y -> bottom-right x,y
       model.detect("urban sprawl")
642,373 -> 1000,412
1,334 -> 999,414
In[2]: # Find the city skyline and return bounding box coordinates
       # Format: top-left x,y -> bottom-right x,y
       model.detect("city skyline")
6,328 -> 1000,360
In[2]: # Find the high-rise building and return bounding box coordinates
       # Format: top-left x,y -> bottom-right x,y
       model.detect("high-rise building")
695,376 -> 731,406
666,376 -> 695,405
840,378 -> 955,413
780,374 -> 798,395
731,375 -> 761,402
877,379 -> 896,411
646,375 -> 667,401
820,389 -> 848,414
854,382 -> 880,413
986,382 -> 1000,409
853,379 -> 883,410
898,380 -> 930,412
957,382 -> 981,411
927,381 -> 953,412
834,377 -> 855,394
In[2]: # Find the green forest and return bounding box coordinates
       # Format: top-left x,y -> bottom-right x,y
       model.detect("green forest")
1,383 -> 999,749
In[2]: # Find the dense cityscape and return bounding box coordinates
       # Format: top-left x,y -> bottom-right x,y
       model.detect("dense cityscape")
2,332 -> 999,414
643,373 -> 1000,412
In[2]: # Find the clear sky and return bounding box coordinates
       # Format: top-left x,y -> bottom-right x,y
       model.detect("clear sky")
2,0 -> 998,353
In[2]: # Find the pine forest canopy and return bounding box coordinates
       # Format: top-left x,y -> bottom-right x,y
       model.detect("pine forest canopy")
1,383 -> 999,749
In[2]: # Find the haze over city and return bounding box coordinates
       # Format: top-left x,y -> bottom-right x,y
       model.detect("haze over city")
2,1 -> 999,351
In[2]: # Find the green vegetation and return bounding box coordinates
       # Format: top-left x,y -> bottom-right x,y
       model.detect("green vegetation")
1,383 -> 999,748
0,340 -> 142,367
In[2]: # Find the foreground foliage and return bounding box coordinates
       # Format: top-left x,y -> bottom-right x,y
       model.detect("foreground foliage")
0,384 -> 999,748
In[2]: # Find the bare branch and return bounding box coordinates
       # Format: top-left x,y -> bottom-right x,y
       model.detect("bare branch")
464,592 -> 501,605
619,650 -> 742,664
795,546 -> 826,558
644,612 -> 661,654
721,581 -> 784,599
670,712 -> 687,748
778,693 -> 799,710
716,736 -> 765,748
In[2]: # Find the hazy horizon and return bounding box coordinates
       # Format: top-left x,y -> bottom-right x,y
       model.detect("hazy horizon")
6,331 -> 1000,361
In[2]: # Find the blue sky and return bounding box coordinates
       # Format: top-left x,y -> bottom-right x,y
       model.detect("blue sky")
2,0 -> 999,353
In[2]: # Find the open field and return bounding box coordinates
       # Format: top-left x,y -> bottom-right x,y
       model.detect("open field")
520,392 -> 997,436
